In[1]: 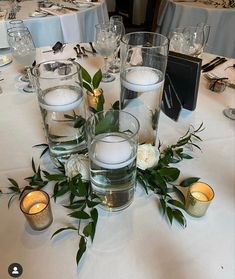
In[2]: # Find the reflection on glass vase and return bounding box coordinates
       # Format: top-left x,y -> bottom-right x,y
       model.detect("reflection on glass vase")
31,60 -> 87,166
120,32 -> 168,144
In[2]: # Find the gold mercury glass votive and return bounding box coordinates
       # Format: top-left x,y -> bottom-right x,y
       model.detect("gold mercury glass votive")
185,182 -> 215,217
20,190 -> 53,230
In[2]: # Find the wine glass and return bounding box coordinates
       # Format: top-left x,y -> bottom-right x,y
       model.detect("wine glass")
8,28 -> 36,93
94,23 -> 118,82
223,108 -> 235,120
109,15 -> 125,73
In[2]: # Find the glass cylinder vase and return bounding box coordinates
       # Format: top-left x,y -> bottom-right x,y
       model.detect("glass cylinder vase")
31,60 -> 87,166
120,32 -> 168,144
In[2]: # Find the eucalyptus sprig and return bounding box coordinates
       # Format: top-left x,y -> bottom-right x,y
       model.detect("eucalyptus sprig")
137,123 -> 204,227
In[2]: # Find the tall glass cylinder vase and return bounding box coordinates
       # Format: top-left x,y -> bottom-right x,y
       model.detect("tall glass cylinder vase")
31,60 -> 87,166
120,32 -> 168,144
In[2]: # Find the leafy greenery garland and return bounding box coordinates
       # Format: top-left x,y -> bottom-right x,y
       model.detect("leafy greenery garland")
1,67 -> 204,267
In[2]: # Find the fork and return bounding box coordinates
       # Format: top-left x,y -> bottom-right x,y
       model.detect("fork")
73,47 -> 81,58
81,46 -> 88,57
204,73 -> 235,89
76,44 -> 85,57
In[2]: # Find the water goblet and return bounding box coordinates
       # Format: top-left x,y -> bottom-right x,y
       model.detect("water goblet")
108,15 -> 125,73
8,28 -> 36,93
94,23 -> 118,82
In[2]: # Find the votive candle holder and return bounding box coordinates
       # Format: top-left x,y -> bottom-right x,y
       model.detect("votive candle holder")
185,182 -> 215,217
20,190 -> 53,231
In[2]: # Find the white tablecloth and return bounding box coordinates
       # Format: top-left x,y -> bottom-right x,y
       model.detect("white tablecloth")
0,45 -> 234,279
0,0 -> 108,48
158,0 -> 235,58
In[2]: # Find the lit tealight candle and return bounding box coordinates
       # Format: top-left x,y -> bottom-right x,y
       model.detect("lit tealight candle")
28,202 -> 47,214
185,182 -> 215,217
20,190 -> 53,231
191,191 -> 209,202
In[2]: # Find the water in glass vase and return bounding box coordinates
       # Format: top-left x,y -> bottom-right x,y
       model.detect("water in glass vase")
89,133 -> 137,211
120,66 -> 164,144
39,85 -> 86,165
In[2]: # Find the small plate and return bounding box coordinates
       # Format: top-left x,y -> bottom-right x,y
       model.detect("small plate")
0,55 -> 12,67
30,11 -> 48,17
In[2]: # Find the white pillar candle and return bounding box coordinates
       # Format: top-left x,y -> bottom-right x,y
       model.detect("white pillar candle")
94,135 -> 132,169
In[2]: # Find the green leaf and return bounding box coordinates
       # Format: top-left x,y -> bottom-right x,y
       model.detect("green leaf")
96,92 -> 105,112
166,206 -> 173,225
92,69 -> 102,89
81,66 -> 91,84
51,227 -> 77,239
8,194 -> 18,208
76,236 -> 86,265
180,177 -> 200,187
73,115 -> 86,129
69,210 -> 90,219
53,183 -> 70,197
8,178 -> 20,189
160,198 -> 166,214
44,173 -> 66,181
63,200 -> 86,210
172,209 -> 187,228
180,153 -> 193,159
83,81 -> 93,93
8,186 -> 21,193
167,199 -> 185,210
31,158 -> 36,173
86,200 -> 100,208
158,167 -> 180,182
83,222 -> 93,237
64,114 -> 74,120
90,208 -> 98,226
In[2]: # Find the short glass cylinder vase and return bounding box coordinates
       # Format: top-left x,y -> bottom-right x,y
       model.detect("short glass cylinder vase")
86,110 -> 140,211
31,60 -> 87,166
120,32 -> 168,144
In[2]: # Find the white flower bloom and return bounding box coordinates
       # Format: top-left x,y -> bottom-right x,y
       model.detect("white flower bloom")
137,144 -> 159,170
65,154 -> 90,181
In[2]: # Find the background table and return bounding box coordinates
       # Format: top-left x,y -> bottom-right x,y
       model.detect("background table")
0,45 -> 234,278
0,0 -> 108,48
158,0 -> 235,58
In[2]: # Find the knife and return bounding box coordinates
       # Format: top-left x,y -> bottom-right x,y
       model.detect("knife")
202,58 -> 227,72
201,56 -> 221,70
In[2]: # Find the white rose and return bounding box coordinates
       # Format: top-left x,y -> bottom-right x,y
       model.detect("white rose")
65,154 -> 90,181
137,144 -> 159,170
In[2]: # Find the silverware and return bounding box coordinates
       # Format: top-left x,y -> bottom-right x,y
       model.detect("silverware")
202,58 -> 227,72
89,42 -> 97,54
73,46 -> 81,58
201,56 -> 221,70
76,44 -> 84,57
204,72 -> 235,89
81,46 -> 88,57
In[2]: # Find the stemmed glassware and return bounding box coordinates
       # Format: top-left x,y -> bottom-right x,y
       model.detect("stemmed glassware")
108,15 -> 125,73
8,28 -> 36,93
94,23 -> 118,82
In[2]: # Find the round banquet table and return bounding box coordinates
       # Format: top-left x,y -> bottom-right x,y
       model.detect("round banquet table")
158,0 -> 235,58
0,44 -> 234,279
0,0 -> 108,48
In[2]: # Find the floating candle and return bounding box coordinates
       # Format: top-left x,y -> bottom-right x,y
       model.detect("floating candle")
40,88 -> 83,112
28,202 -> 47,214
123,66 -> 163,92
94,135 -> 133,169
